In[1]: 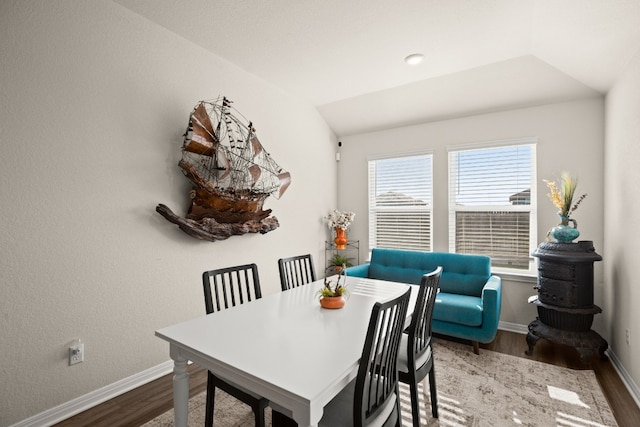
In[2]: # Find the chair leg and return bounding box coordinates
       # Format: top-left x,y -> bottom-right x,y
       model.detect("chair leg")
253,401 -> 266,427
253,408 -> 263,427
472,340 -> 480,354
205,372 -> 216,427
409,378 -> 421,427
428,367 -> 438,418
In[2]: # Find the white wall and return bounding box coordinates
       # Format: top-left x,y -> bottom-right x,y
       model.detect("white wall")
605,48 -> 640,398
0,1 -> 337,425
337,98 -> 605,330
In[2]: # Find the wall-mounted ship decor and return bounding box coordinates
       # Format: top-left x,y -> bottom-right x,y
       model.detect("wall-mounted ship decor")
156,96 -> 291,241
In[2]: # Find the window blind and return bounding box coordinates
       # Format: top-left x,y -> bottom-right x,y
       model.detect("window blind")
448,141 -> 537,271
368,154 -> 432,252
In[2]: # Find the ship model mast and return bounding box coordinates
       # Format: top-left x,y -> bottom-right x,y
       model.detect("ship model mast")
156,97 -> 291,241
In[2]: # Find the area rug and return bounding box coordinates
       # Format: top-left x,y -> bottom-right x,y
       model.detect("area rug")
144,339 -> 617,427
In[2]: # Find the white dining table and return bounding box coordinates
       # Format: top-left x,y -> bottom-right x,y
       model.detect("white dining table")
155,275 -> 415,427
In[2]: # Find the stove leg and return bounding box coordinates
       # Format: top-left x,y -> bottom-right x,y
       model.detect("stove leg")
599,340 -> 609,360
525,332 -> 539,356
577,348 -> 596,364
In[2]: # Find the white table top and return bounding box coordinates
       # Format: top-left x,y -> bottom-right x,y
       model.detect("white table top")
155,276 -> 414,426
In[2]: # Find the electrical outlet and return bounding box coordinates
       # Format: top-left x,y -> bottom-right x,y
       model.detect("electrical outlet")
626,328 -> 630,346
69,340 -> 84,365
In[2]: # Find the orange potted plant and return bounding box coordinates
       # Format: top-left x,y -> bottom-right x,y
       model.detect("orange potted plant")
319,266 -> 348,309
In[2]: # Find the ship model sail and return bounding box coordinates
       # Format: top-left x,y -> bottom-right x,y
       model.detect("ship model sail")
156,97 -> 291,241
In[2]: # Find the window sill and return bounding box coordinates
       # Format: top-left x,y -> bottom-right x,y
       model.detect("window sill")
491,269 -> 537,284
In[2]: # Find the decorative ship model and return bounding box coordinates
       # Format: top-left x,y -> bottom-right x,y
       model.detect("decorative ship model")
156,97 -> 291,241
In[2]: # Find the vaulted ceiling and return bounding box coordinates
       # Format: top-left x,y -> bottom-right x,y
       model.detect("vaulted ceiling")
115,0 -> 640,136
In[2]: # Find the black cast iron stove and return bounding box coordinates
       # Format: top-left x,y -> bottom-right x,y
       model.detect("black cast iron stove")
526,241 -> 608,362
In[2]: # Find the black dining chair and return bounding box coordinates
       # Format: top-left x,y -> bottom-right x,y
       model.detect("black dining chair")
202,263 -> 268,427
398,266 -> 442,426
278,254 -> 316,291
319,287 -> 412,427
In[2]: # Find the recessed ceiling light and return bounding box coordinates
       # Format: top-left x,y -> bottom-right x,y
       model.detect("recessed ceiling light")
404,53 -> 425,65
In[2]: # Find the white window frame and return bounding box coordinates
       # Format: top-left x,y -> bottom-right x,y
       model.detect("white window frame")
368,151 -> 433,254
447,138 -> 538,275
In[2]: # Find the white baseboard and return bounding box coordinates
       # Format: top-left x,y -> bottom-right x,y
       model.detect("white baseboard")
498,321 -> 529,334
10,360 -> 174,427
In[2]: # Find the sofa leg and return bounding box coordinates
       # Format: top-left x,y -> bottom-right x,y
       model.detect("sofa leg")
472,341 -> 480,355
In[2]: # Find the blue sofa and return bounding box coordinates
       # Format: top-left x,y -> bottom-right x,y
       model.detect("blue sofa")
346,248 -> 502,354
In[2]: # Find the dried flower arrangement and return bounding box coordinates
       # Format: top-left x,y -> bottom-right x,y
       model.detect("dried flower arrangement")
324,209 -> 356,230
544,172 -> 587,219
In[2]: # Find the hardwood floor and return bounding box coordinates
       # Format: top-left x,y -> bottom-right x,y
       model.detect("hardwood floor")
54,363 -> 208,427
55,330 -> 639,427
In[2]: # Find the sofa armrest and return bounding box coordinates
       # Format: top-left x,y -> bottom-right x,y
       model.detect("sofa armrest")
479,275 -> 502,341
345,263 -> 370,277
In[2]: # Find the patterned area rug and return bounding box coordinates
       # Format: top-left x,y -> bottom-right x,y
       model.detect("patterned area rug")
144,339 -> 617,427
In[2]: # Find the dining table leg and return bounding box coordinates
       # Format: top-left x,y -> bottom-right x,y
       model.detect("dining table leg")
170,344 -> 190,427
291,402 -> 323,427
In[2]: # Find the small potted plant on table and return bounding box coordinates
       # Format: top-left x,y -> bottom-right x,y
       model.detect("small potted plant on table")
319,265 -> 348,309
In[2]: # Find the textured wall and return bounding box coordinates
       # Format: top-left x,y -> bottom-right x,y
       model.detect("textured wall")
605,47 -> 640,400
0,1 -> 337,425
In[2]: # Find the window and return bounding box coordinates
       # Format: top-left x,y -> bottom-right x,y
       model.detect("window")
448,139 -> 537,272
368,153 -> 432,252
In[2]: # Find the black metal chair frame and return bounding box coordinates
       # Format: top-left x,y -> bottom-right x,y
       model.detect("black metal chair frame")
202,263 -> 268,427
278,254 -> 316,291
398,266 -> 442,425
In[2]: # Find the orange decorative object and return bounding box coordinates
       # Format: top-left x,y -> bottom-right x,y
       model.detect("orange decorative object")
334,227 -> 347,250
320,296 -> 345,309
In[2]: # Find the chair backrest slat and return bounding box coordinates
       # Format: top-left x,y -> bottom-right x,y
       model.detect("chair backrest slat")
202,263 -> 262,314
408,266 -> 442,367
355,288 -> 411,426
278,254 -> 316,291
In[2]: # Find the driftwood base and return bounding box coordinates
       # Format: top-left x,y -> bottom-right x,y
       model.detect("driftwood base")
156,204 -> 279,242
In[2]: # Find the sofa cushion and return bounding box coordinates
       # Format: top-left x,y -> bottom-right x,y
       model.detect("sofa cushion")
368,248 -> 490,297
433,293 -> 483,327
368,263 -> 425,286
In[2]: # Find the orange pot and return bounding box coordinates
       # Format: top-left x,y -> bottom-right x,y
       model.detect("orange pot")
319,296 -> 345,309
334,227 -> 347,250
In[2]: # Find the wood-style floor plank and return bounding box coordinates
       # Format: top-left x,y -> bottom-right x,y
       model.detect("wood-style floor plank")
54,330 -> 639,427
54,363 -> 207,427
480,330 -> 640,427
